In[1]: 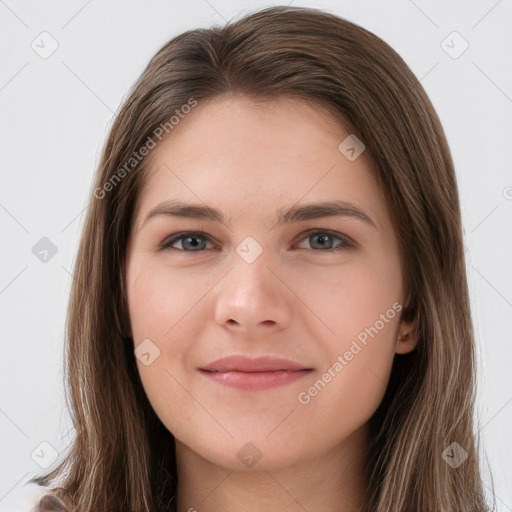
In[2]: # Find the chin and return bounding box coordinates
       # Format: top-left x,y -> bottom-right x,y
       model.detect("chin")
176,428 -> 314,473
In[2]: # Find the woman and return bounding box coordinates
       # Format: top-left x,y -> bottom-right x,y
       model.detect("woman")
29,5 -> 492,511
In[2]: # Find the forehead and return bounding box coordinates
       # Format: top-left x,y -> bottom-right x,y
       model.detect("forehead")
133,93 -> 385,232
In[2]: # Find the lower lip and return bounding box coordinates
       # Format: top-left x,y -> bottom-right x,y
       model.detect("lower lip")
199,369 -> 312,390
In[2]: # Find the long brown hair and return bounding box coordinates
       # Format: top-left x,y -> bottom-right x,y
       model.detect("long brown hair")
31,5 -> 492,511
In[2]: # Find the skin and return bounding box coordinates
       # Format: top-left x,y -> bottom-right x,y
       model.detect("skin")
125,93 -> 417,512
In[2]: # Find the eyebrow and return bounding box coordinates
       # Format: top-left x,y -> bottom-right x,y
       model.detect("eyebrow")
140,199 -> 378,231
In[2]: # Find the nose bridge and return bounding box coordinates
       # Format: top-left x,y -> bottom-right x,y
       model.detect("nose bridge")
213,237 -> 292,330
230,238 -> 278,304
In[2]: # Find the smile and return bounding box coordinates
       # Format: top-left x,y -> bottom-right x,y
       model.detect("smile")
199,368 -> 313,390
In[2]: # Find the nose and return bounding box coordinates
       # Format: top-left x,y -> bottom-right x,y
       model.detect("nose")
213,251 -> 293,333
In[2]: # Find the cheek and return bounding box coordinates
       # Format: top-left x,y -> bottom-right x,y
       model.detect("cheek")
126,257 -> 212,392
127,257 -> 205,341
292,249 -> 402,350
293,251 -> 401,417
126,259 -> 204,429
294,303 -> 400,454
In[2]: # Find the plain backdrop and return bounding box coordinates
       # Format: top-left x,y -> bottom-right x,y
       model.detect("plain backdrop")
1,1 -> 511,510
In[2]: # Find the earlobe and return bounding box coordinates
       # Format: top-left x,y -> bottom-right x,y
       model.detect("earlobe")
395,330 -> 417,355
395,311 -> 419,354
394,299 -> 419,355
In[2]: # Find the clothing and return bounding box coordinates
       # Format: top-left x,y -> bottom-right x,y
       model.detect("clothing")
31,493 -> 179,512
31,491 -> 179,511
32,494 -> 69,512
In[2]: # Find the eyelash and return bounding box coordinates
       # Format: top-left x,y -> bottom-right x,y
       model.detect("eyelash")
160,229 -> 356,254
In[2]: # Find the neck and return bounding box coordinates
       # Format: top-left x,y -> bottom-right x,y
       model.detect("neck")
174,425 -> 368,512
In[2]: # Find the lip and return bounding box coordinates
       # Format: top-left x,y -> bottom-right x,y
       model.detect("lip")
201,355 -> 312,372
199,355 -> 313,391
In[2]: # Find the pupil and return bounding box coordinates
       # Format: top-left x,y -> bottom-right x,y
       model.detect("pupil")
316,234 -> 331,249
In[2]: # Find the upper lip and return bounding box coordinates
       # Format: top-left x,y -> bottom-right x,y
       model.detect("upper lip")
200,355 -> 313,373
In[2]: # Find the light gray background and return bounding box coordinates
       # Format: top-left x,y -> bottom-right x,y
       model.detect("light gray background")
1,1 -> 511,510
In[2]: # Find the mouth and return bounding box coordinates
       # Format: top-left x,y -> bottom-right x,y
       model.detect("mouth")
199,355 -> 314,391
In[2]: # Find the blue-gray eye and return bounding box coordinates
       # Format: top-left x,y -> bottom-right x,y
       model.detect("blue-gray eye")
296,230 -> 354,251
160,229 -> 355,253
161,232 -> 212,252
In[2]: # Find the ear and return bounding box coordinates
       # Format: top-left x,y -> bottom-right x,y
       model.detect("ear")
395,305 -> 418,355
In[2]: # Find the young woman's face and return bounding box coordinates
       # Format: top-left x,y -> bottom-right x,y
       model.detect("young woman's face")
125,94 -> 415,472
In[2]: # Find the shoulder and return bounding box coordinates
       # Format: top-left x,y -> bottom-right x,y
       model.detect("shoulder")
31,493 -> 69,512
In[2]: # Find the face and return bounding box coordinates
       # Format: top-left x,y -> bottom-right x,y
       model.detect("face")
125,93 -> 416,472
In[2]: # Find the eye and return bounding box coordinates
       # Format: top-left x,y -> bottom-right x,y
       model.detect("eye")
160,229 -> 355,254
294,229 -> 355,252
160,232 -> 214,252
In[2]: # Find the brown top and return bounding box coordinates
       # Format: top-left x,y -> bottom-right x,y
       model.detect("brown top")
33,493 -> 69,512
